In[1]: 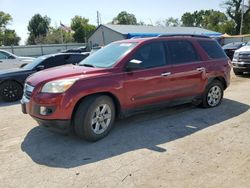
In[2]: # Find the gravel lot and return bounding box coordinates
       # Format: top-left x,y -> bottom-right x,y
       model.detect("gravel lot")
0,74 -> 249,188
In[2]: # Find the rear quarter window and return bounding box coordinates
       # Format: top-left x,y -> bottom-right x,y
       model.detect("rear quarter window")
198,40 -> 227,59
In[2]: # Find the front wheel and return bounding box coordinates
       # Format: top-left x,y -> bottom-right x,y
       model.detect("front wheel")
201,80 -> 224,108
0,81 -> 23,102
74,95 -> 115,142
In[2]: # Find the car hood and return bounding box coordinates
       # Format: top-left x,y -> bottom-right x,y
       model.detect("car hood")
0,68 -> 33,78
223,46 -> 239,50
26,65 -> 110,86
235,46 -> 250,53
17,57 -> 35,61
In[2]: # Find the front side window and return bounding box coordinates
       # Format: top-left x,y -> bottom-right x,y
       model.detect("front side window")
132,42 -> 166,68
0,52 -> 8,59
166,40 -> 200,64
79,42 -> 137,68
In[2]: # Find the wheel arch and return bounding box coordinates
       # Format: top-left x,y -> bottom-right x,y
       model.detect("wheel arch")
71,92 -> 121,120
208,76 -> 227,90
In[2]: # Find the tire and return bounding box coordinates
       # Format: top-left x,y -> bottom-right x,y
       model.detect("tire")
0,81 -> 23,102
201,80 -> 224,108
74,95 -> 116,142
233,69 -> 243,76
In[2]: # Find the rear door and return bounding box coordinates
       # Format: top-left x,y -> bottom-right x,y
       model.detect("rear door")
165,39 -> 206,98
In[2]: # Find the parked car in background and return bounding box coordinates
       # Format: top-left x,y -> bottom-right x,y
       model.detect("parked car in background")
21,35 -> 231,142
232,42 -> 250,75
0,53 -> 89,102
0,50 -> 35,70
90,46 -> 103,54
61,46 -> 87,53
222,42 -> 245,60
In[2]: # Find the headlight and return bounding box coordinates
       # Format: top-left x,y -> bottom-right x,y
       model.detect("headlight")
41,78 -> 78,93
233,52 -> 239,58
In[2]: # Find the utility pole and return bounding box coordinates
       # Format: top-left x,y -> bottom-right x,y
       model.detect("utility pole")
240,0 -> 245,35
97,11 -> 100,26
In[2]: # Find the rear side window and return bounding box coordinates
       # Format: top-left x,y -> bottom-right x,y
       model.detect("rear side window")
66,54 -> 87,64
133,42 -> 166,68
41,56 -> 67,68
166,40 -> 200,64
198,40 -> 226,59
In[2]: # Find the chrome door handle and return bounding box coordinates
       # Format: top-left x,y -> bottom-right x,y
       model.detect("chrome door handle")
196,67 -> 205,71
161,72 -> 171,77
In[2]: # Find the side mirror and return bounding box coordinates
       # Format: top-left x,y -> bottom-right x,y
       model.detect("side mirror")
126,59 -> 144,72
36,65 -> 45,71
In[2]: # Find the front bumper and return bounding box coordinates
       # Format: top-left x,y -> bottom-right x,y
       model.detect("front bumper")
33,116 -> 71,134
21,101 -> 71,133
232,62 -> 250,71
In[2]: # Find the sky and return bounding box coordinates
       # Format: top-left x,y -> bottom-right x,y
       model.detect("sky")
0,0 -> 224,45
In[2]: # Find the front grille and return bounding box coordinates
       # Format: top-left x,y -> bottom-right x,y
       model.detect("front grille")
24,90 -> 32,100
238,53 -> 250,62
23,84 -> 34,100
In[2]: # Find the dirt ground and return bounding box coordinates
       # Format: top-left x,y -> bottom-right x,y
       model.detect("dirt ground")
0,74 -> 249,188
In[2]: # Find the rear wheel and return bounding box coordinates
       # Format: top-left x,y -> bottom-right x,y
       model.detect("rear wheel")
0,81 -> 23,102
74,95 -> 115,142
201,80 -> 224,108
233,68 -> 243,76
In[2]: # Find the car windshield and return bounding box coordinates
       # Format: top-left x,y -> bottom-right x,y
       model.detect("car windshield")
22,56 -> 48,69
79,42 -> 137,68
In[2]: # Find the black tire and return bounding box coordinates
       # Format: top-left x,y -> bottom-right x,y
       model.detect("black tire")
233,69 -> 243,76
201,80 -> 224,108
0,81 -> 23,102
74,95 -> 115,142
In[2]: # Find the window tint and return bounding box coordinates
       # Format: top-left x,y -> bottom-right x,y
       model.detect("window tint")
133,42 -> 166,68
66,54 -> 87,64
198,40 -> 227,59
41,56 -> 66,68
166,40 -> 200,64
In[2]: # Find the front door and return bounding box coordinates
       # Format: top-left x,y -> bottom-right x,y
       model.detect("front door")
123,42 -> 174,109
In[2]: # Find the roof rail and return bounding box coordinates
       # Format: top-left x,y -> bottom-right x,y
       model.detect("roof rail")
158,34 -> 210,38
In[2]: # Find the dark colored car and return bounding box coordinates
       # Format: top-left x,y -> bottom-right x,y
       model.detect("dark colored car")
62,47 -> 87,53
222,42 -> 245,60
0,53 -> 89,102
21,35 -> 231,141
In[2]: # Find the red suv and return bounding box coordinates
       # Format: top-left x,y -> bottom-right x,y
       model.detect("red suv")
21,35 -> 231,141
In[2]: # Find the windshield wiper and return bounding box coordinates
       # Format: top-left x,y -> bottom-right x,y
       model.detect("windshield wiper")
81,64 -> 96,68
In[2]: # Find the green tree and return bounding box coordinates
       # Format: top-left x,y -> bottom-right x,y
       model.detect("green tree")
27,14 -> 51,44
113,11 -> 137,25
0,11 -> 20,46
3,29 -> 20,46
181,10 -> 235,34
45,27 -> 74,44
224,0 -> 250,34
156,17 -> 180,27
71,16 -> 96,43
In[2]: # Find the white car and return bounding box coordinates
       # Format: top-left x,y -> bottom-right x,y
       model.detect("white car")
232,42 -> 250,75
0,50 -> 35,70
